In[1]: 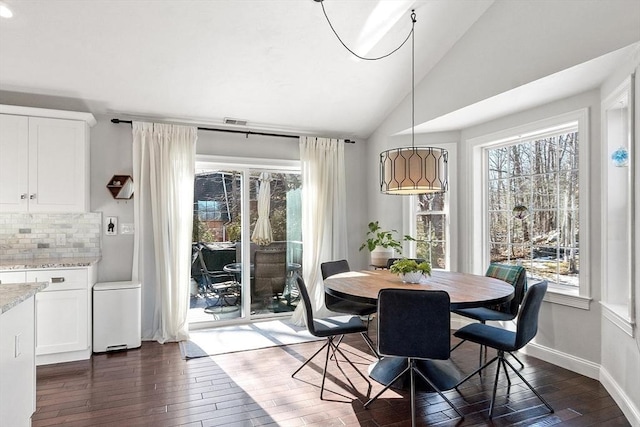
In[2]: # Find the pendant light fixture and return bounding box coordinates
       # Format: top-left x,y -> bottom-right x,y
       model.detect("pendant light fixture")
314,0 -> 448,195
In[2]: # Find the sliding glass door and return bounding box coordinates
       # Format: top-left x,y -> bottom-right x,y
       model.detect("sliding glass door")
189,161 -> 302,327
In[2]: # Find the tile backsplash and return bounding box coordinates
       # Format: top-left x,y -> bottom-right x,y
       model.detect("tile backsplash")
0,213 -> 101,260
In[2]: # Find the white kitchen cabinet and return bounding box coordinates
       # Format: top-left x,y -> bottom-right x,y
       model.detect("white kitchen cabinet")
0,295 -> 36,427
26,266 -> 96,365
0,271 -> 27,285
0,105 -> 96,213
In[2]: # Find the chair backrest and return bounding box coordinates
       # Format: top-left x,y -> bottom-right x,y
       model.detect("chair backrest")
386,257 -> 426,269
295,276 -> 318,335
377,289 -> 451,360
514,280 -> 547,350
253,249 -> 287,296
485,263 -> 527,316
321,260 -> 350,280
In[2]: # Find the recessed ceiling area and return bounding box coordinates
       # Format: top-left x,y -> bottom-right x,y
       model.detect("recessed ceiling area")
400,42 -> 640,135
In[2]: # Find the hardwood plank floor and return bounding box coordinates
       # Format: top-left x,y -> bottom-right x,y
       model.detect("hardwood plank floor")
34,325 -> 630,426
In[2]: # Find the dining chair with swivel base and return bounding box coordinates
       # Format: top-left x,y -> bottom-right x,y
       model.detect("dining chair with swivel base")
364,289 -> 464,427
451,263 -> 528,369
291,276 -> 372,400
454,281 -> 553,419
321,260 -> 379,359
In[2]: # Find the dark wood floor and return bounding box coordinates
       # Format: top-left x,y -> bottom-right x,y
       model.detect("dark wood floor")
33,325 -> 630,427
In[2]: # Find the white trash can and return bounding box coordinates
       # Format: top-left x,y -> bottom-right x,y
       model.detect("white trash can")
93,281 -> 141,353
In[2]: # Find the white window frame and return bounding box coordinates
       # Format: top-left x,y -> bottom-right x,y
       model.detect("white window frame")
467,109 -> 591,310
600,76 -> 636,336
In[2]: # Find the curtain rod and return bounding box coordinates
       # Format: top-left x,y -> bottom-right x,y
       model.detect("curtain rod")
110,119 -> 355,143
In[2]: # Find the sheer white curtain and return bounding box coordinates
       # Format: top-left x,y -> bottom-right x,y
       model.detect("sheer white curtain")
291,136 -> 348,325
132,122 -> 197,343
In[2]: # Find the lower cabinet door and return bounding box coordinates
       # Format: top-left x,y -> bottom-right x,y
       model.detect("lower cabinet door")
0,296 -> 35,427
35,289 -> 88,355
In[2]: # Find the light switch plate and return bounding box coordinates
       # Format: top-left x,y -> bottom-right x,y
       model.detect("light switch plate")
121,223 -> 135,235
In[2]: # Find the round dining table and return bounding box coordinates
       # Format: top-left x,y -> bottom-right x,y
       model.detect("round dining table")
323,269 -> 514,388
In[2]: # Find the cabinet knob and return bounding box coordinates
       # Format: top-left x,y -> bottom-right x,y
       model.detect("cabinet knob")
20,193 -> 27,200
51,277 -> 65,283
30,194 -> 36,200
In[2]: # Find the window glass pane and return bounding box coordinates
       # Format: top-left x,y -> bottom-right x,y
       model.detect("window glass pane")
417,192 -> 445,211
558,132 -> 579,171
489,212 -> 509,243
488,179 -> 509,209
532,173 -> 558,209
487,129 -> 579,288
490,243 -> 509,263
488,146 -> 509,180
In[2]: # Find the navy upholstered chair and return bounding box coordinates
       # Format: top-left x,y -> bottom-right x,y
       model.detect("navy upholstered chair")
452,263 -> 528,368
291,276 -> 371,400
320,260 -> 378,358
454,281 -> 553,418
364,289 -> 463,426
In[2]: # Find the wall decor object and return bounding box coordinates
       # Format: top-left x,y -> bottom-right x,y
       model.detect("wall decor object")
107,175 -> 134,199
105,216 -> 118,235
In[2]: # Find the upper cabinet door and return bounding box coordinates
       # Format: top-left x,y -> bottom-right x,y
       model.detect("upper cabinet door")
27,117 -> 88,213
0,114 -> 29,212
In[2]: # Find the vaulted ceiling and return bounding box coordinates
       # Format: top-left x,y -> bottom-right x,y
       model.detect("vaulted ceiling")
0,0 -> 494,139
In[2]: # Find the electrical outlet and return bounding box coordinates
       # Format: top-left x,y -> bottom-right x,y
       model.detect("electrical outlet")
56,233 -> 66,246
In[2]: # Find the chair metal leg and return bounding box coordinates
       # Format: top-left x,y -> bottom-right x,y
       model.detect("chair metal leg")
414,365 -> 464,419
450,339 -> 465,352
455,355 -> 500,387
361,332 -> 380,359
329,338 -> 372,397
501,357 -> 511,390
410,360 -> 416,427
291,340 -> 329,378
365,362 -> 412,407
508,351 -> 525,369
319,337 -> 332,400
502,356 -> 554,414
488,353 -> 502,418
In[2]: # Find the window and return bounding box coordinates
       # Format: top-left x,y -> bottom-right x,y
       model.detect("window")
415,192 -> 448,269
469,109 -> 591,308
487,127 -> 579,288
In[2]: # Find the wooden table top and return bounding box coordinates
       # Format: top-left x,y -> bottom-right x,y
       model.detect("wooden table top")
323,269 -> 514,309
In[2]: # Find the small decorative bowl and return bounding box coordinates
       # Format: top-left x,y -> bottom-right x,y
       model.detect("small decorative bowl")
402,272 -> 424,284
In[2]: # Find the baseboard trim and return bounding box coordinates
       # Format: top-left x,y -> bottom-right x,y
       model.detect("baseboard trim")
600,367 -> 640,427
520,342 -> 600,379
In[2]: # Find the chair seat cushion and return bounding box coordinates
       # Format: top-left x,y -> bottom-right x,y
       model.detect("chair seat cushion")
452,307 -> 515,322
312,315 -> 367,337
326,295 -> 376,316
453,322 -> 517,352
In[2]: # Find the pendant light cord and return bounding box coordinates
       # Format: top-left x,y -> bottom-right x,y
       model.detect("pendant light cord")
318,1 -> 415,61
411,10 -> 416,148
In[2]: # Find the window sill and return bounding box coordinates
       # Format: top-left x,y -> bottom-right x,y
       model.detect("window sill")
601,302 -> 635,337
543,285 -> 591,310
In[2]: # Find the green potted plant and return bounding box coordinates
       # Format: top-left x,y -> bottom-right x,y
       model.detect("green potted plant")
359,221 -> 415,267
389,258 -> 432,283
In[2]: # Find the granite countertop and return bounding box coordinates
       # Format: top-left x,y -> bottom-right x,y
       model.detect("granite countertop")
0,282 -> 49,314
0,256 -> 101,271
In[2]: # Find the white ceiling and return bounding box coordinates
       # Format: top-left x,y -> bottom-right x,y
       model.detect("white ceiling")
0,0 -> 495,139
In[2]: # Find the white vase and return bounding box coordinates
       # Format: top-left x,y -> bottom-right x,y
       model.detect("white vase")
402,271 -> 424,283
370,247 -> 393,268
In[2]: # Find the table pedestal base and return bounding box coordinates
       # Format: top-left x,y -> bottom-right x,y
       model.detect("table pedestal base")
368,357 -> 463,392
